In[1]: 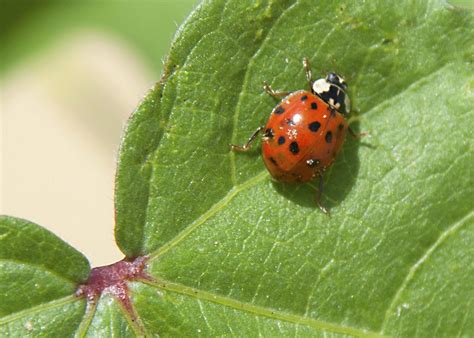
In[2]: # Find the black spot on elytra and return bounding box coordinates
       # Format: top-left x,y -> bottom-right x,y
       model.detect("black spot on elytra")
264,128 -> 274,138
309,121 -> 321,132
311,102 -> 318,110
289,142 -> 299,154
278,136 -> 285,145
338,123 -> 344,131
274,105 -> 285,114
301,95 -> 308,101
286,118 -> 295,126
269,157 -> 278,166
325,131 -> 333,143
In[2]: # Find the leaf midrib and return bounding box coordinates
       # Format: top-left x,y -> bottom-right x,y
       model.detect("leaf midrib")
140,278 -> 384,337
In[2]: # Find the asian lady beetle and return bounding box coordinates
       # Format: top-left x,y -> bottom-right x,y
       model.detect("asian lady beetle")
230,58 -> 360,214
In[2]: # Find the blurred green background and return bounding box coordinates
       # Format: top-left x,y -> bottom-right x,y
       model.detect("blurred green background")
1,0 -> 198,75
1,0 -> 198,266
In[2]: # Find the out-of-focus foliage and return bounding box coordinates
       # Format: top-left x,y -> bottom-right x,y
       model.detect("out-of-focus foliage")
0,0 -> 197,74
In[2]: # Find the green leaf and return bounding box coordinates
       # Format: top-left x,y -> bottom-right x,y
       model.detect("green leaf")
0,298 -> 86,337
0,216 -> 89,335
4,0 -> 472,336
114,0 -> 473,335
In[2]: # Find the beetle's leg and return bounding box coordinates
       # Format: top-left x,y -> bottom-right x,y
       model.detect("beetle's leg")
303,57 -> 313,90
230,126 -> 264,152
316,174 -> 330,216
263,81 -> 290,99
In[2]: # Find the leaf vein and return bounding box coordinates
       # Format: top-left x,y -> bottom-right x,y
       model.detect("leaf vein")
149,171 -> 269,261
380,210 -> 474,333
141,279 -> 384,337
73,299 -> 97,338
0,295 -> 79,325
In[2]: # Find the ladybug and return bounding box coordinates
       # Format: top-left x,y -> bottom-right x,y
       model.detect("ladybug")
230,58 -> 360,214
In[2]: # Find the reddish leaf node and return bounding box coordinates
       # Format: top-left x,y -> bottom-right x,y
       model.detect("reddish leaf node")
75,256 -> 152,318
